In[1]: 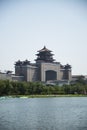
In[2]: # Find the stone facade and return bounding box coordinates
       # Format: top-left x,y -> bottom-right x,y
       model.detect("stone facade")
15,46 -> 72,82
15,64 -> 38,82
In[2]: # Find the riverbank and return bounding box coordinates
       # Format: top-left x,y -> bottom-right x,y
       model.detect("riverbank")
0,94 -> 87,99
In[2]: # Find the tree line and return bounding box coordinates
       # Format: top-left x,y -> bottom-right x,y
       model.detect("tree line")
0,79 -> 87,96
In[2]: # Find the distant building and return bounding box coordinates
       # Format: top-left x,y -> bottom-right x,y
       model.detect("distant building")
15,46 -> 72,82
72,75 -> 84,81
0,72 -> 13,81
0,72 -> 24,81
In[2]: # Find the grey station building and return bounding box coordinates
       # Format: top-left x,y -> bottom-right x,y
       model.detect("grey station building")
15,46 -> 72,82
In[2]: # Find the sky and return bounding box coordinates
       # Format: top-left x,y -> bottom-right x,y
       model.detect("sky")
0,0 -> 87,75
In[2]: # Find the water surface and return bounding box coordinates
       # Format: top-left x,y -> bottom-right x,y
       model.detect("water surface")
0,97 -> 87,130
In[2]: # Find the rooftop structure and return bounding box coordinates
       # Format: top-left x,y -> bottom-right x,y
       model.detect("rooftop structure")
35,46 -> 55,63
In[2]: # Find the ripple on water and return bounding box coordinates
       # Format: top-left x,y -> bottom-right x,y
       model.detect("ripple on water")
0,97 -> 87,130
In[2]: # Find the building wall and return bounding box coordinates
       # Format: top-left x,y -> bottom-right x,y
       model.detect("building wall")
40,62 -> 60,82
12,76 -> 24,81
15,65 -> 38,82
15,62 -> 72,82
15,66 -> 27,81
0,73 -> 12,81
60,69 -> 72,81
27,66 -> 38,82
68,69 -> 72,81
60,70 -> 64,80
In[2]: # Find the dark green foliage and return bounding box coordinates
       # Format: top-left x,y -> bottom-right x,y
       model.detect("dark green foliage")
0,80 -> 87,96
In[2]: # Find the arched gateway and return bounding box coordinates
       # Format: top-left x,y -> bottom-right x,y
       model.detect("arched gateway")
46,70 -> 57,81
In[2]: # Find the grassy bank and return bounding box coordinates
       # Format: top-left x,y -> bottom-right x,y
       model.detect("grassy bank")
1,94 -> 86,98
16,94 -> 87,98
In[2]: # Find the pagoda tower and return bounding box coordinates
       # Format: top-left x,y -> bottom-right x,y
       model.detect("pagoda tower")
35,46 -> 55,63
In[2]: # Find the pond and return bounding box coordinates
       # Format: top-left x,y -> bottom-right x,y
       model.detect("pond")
0,97 -> 87,130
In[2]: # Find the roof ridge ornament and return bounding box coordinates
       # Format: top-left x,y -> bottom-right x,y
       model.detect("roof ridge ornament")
44,45 -> 46,49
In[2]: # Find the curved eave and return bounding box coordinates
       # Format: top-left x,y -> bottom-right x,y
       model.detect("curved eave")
36,53 -> 54,56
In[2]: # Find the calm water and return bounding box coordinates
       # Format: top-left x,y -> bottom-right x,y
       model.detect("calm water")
0,97 -> 87,130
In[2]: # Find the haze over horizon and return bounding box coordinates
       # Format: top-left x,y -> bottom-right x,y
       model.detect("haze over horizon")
0,0 -> 87,75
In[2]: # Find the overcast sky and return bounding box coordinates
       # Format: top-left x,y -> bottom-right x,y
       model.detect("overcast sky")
0,0 -> 87,75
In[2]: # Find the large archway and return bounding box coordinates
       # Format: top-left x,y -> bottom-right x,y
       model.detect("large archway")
45,70 -> 57,81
